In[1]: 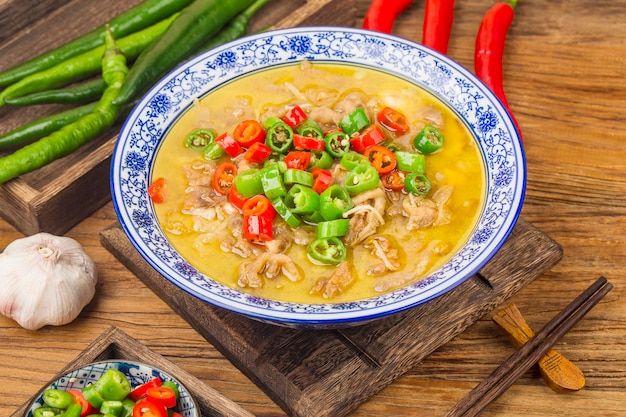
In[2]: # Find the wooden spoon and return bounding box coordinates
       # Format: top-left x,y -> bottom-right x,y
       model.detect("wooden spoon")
492,303 -> 586,392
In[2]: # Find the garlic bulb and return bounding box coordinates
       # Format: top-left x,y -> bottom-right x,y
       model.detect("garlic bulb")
0,233 -> 97,330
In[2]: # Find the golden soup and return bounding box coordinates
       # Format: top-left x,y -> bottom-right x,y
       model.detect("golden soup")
151,62 -> 485,303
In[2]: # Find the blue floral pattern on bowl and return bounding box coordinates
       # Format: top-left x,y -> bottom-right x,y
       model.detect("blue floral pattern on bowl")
111,27 -> 525,328
27,360 -> 198,416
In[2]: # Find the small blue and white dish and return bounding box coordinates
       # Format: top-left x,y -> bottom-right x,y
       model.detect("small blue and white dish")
26,360 -> 199,417
111,27 -> 525,329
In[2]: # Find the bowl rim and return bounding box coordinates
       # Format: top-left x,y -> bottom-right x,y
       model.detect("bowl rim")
111,26 -> 526,327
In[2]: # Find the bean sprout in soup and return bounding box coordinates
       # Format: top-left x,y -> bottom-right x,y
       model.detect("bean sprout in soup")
151,61 -> 485,303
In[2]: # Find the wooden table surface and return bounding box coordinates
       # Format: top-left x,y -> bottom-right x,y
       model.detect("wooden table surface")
1,0 -> 625,416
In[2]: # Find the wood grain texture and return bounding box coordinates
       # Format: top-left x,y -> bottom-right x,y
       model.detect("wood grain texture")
1,0 -> 625,416
10,327 -> 255,417
97,219 -> 562,417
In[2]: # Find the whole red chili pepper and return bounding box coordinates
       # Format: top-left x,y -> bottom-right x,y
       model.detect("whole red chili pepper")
422,0 -> 455,54
362,0 -> 414,34
475,0 -> 522,141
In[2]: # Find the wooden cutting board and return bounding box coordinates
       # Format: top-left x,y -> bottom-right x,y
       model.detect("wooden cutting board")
0,0 -> 357,235
100,218 -> 563,417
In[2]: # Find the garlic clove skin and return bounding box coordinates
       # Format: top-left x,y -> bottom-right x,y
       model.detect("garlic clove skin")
0,233 -> 97,330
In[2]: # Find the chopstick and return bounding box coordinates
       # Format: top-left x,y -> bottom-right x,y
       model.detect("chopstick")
445,276 -> 613,417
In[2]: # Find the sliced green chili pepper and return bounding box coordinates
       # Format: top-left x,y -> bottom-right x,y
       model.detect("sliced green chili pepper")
82,383 -> 104,409
161,380 -> 180,400
413,125 -> 444,154
340,151 -> 368,170
260,164 -> 287,200
296,119 -> 324,139
283,168 -> 314,186
394,150 -> 426,174
319,184 -> 354,221
262,116 -> 282,130
201,0 -> 270,51
0,102 -> 97,151
203,142 -> 226,160
4,78 -> 106,106
344,163 -> 380,195
121,398 -> 136,417
338,107 -> 370,136
234,168 -> 264,198
309,150 -> 333,169
0,0 -> 193,88
32,406 -> 62,417
94,368 -> 131,401
0,27 -> 129,184
262,152 -> 286,168
265,121 -> 294,153
43,389 -> 75,409
100,400 -> 124,416
324,130 -> 351,157
285,184 -> 320,214
317,219 -> 350,238
0,13 -> 180,106
60,404 -> 81,417
271,197 -> 302,228
114,0 -> 256,105
185,128 -> 217,152
307,237 -> 347,265
301,210 -> 325,225
405,172 -> 432,195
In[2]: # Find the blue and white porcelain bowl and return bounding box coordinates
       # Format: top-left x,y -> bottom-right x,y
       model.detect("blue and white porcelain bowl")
111,27 -> 525,329
27,360 -> 198,417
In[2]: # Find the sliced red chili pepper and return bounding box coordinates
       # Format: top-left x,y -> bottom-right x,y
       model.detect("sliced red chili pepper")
293,134 -> 326,151
422,0 -> 455,55
244,141 -> 272,164
377,106 -> 409,134
228,184 -> 248,212
67,389 -> 98,417
362,0 -> 414,33
214,132 -> 243,157
148,177 -> 167,203
242,194 -> 277,221
129,377 -> 162,401
212,161 -> 238,195
133,398 -> 167,417
349,124 -> 386,153
233,119 -> 266,147
284,151 -> 311,170
364,145 -> 397,174
243,214 -> 273,241
146,386 -> 177,409
475,0 -> 522,142
380,169 -> 407,191
311,168 -> 332,194
282,105 -> 307,128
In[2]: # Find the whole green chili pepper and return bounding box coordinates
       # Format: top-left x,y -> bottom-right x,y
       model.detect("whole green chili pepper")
0,102 -> 96,150
0,0 -> 193,87
4,78 -> 106,106
202,0 -> 270,51
0,27 -> 129,184
0,13 -> 179,107
113,0 -> 256,106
